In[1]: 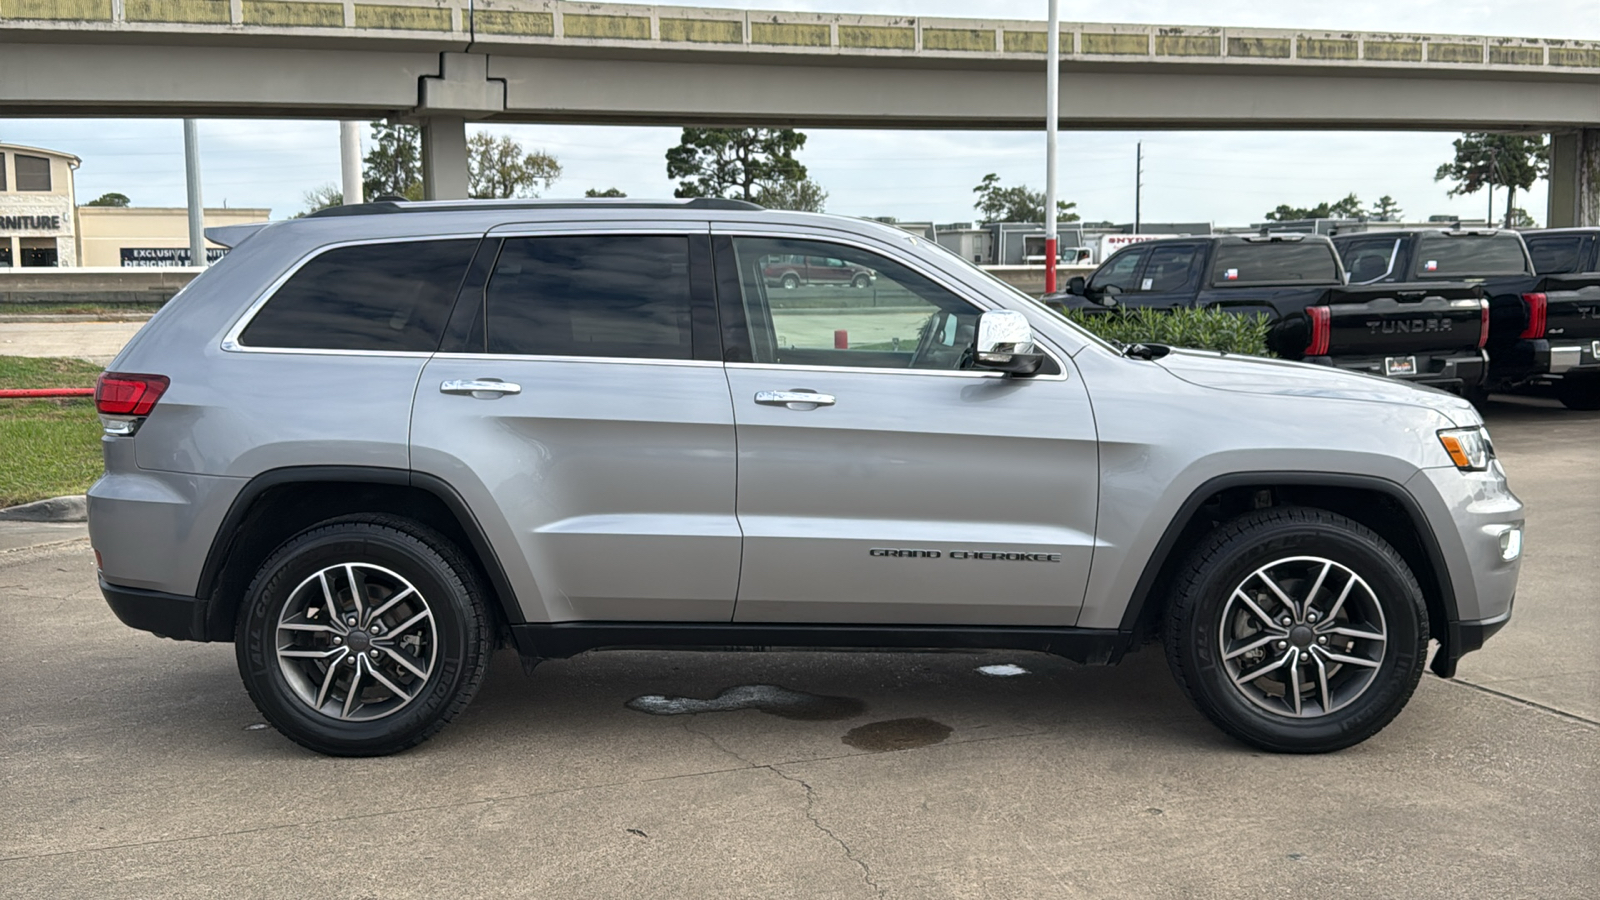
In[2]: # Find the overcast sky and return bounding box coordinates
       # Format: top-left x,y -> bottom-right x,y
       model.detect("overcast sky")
3,0 -> 1596,228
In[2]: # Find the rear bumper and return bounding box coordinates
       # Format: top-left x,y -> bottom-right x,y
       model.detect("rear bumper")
1489,338 -> 1600,384
1311,350 -> 1488,391
100,576 -> 210,642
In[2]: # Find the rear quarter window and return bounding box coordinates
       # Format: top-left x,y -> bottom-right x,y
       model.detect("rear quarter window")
1413,234 -> 1530,278
1210,242 -> 1340,287
238,239 -> 476,351
1524,236 -> 1585,275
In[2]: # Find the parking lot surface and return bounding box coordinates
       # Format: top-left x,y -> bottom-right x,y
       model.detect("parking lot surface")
2,398 -> 1595,898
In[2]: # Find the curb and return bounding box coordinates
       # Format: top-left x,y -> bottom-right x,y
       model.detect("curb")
0,314 -> 154,323
0,495 -> 88,523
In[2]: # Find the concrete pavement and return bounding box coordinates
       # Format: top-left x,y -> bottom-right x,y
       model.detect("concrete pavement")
1,401 -> 1595,898
0,320 -> 145,366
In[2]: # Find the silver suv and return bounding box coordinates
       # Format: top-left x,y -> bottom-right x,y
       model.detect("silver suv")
89,199 -> 1523,757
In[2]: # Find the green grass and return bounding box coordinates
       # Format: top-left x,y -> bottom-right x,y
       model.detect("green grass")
0,357 -> 105,508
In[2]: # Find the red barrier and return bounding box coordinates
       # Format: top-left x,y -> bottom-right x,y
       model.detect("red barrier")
0,388 -> 96,399
834,329 -> 849,349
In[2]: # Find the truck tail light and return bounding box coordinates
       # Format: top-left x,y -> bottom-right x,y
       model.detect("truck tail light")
1519,293 -> 1547,339
1305,306 -> 1331,356
1478,300 -> 1491,349
95,372 -> 169,435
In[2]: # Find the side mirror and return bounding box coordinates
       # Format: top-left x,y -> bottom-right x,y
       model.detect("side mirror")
1067,275 -> 1087,295
973,310 -> 1044,375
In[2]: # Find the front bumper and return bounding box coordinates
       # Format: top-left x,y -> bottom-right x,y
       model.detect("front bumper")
101,576 -> 210,641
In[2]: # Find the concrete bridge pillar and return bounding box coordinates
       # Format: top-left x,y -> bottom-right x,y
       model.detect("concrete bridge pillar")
1547,129 -> 1600,227
420,117 -> 468,200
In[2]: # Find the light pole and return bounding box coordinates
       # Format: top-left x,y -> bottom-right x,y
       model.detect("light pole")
183,119 -> 206,268
1043,0 -> 1059,294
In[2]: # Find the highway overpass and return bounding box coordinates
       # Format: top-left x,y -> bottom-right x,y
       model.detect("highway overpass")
2,1 -> 1596,221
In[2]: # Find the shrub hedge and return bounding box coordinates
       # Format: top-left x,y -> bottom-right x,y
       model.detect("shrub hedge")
1058,306 -> 1275,357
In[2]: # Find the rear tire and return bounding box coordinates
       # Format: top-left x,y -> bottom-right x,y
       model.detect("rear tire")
852,274 -> 871,289
780,273 -> 800,290
1555,373 -> 1600,410
235,515 -> 492,757
1163,506 -> 1428,753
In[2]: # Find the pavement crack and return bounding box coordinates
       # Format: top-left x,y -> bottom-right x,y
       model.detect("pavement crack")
1442,676 -> 1599,727
678,718 -> 757,768
768,765 -> 885,899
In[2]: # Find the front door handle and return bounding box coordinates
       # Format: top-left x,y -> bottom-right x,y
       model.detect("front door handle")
441,379 -> 522,396
755,389 -> 835,409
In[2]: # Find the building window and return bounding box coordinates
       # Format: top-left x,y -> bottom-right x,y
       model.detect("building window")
14,155 -> 51,192
19,238 -> 59,267
0,153 -> 7,191
0,244 -> 12,267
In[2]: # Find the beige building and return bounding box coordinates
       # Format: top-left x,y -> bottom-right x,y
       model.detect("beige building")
1,143 -> 79,267
77,206 -> 272,268
0,141 -> 270,268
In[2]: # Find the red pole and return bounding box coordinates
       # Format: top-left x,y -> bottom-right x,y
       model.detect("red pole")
1044,236 -> 1058,294
834,330 -> 849,349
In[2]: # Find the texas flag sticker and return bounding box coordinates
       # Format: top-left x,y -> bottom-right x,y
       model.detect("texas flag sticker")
1224,268 -> 1239,280
1425,260 -> 1438,271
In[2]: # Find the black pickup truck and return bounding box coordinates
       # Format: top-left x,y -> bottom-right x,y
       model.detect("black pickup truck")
1333,227 -> 1600,409
1044,234 -> 1489,395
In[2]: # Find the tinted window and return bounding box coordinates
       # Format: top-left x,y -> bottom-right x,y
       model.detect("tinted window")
1339,238 -> 1400,283
729,237 -> 982,370
239,239 -> 474,351
1525,236 -> 1585,275
1090,247 -> 1148,292
1413,234 -> 1530,278
1141,244 -> 1200,291
14,154 -> 50,191
1211,241 -> 1339,286
0,153 -> 7,191
486,235 -> 692,359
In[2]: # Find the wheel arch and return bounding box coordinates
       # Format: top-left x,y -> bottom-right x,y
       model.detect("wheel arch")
196,466 -> 523,643
1118,472 -> 1459,672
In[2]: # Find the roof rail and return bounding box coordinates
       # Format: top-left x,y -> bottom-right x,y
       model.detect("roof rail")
306,197 -> 763,218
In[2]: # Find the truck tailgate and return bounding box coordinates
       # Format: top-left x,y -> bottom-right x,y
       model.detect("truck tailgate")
1270,282 -> 1486,358
1538,273 -> 1600,341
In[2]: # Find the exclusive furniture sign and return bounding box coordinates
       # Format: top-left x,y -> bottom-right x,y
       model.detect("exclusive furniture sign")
120,247 -> 227,267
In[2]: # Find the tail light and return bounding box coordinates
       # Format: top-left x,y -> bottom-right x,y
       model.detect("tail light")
95,372 -> 169,435
1305,306 -> 1331,356
1519,293 -> 1547,339
1478,300 -> 1491,349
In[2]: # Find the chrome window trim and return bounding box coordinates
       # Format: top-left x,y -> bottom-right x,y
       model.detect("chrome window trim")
430,352 -> 723,368
710,227 -> 1070,380
726,361 -> 1067,382
220,233 -> 486,354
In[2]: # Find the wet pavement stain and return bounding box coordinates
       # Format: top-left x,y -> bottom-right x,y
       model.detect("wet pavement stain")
625,684 -> 866,721
841,717 -> 953,752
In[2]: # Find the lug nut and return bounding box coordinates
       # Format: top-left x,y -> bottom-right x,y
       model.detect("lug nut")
1318,636 -> 1328,645
1280,616 -> 1293,626
346,656 -> 357,665
332,636 -> 342,645
369,649 -> 380,658
347,616 -> 357,626
370,624 -> 382,635
1307,613 -> 1318,623
1277,640 -> 1289,650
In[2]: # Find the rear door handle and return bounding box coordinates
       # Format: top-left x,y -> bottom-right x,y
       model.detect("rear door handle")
755,390 -> 835,409
440,379 -> 522,396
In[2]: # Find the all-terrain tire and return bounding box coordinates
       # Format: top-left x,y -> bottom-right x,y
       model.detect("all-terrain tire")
1163,506 -> 1428,753
1555,373 -> 1600,410
235,514 -> 492,756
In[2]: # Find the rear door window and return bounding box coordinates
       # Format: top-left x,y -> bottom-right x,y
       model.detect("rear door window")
484,234 -> 694,359
1210,241 -> 1340,287
1524,236 -> 1586,275
1140,243 -> 1202,292
239,239 -> 476,351
1413,234 -> 1530,277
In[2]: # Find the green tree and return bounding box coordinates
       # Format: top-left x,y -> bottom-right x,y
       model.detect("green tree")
585,187 -> 627,197
84,192 -> 131,207
1508,207 -> 1537,229
666,128 -> 808,202
297,184 -> 342,216
971,173 -> 1079,223
1264,193 -> 1366,222
754,178 -> 828,212
1434,133 -> 1549,228
1371,195 -> 1403,221
467,132 -> 561,199
362,121 -> 423,201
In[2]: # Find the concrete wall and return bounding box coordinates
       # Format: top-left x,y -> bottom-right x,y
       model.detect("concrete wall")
0,267 -> 199,305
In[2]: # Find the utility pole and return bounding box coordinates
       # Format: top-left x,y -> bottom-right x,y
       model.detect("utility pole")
183,119 -> 206,269
340,121 -> 363,205
1134,141 -> 1143,235
1043,0 -> 1059,294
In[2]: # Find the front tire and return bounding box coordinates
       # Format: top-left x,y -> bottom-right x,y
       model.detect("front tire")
852,274 -> 871,289
780,273 -> 800,290
1163,507 -> 1428,753
236,515 -> 492,756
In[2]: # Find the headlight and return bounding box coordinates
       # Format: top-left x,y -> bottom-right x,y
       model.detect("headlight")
1438,427 -> 1493,471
